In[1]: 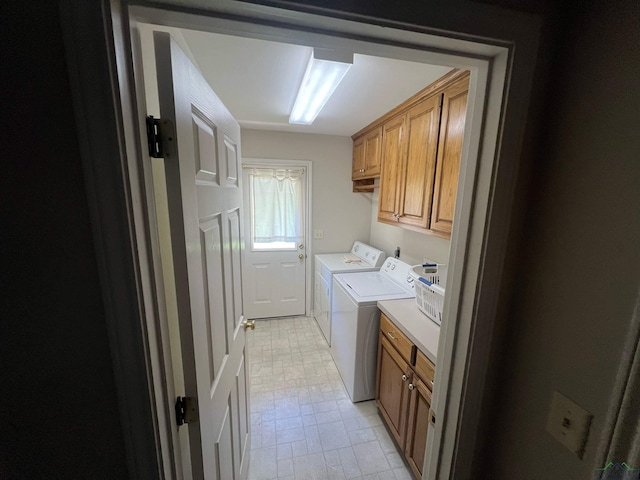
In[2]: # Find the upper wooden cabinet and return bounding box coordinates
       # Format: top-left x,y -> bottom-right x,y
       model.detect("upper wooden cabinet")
378,114 -> 405,222
352,135 -> 365,179
352,126 -> 382,180
352,69 -> 470,238
430,76 -> 469,236
377,95 -> 441,227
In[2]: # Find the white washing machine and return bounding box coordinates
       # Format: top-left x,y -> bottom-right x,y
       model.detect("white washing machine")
331,257 -> 415,402
314,241 -> 385,346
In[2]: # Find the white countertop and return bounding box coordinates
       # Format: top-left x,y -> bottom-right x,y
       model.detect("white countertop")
377,298 -> 440,364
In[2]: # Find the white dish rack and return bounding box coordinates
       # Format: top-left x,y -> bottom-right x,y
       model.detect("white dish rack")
410,264 -> 447,325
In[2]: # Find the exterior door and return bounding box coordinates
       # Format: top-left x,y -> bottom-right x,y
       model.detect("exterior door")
242,163 -> 307,319
155,32 -> 250,480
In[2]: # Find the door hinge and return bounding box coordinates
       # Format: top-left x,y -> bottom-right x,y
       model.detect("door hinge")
146,115 -> 166,158
175,396 -> 198,427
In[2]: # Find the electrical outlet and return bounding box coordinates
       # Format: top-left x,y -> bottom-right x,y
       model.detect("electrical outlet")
314,229 -> 324,239
545,391 -> 592,458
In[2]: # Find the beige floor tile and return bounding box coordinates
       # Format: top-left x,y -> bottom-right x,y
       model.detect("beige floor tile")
247,316 -> 411,479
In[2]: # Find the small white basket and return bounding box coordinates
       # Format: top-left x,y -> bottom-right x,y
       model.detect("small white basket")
410,265 -> 446,325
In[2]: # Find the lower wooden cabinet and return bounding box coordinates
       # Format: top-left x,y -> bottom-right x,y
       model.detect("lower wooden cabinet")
376,313 -> 435,479
405,377 -> 432,478
376,334 -> 411,448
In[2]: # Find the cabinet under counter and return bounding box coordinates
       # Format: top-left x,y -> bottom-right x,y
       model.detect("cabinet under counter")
375,299 -> 440,480
377,298 -> 440,364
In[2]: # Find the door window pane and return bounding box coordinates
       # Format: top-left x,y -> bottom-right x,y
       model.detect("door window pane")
249,168 -> 304,251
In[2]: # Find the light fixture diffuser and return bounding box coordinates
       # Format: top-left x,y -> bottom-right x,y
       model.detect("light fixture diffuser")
289,48 -> 353,125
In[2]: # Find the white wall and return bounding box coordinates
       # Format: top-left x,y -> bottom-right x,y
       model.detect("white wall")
369,188 -> 451,265
241,129 -> 373,255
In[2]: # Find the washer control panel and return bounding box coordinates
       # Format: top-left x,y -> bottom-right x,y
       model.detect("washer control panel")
381,257 -> 415,291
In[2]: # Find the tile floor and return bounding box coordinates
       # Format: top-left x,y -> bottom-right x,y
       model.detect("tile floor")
247,316 -> 413,480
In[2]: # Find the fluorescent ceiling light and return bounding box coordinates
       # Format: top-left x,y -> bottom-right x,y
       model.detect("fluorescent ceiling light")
289,48 -> 353,125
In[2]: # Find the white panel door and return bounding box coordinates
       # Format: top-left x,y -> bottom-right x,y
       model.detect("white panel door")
242,164 -> 307,319
155,32 -> 250,480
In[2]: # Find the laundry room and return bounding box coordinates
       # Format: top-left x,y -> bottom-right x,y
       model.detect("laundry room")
136,17 -> 476,480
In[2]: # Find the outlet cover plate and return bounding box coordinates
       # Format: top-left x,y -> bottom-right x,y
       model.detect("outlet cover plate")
546,391 -> 592,458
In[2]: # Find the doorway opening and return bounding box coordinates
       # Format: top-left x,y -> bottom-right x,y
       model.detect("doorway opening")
65,1 -> 539,478
135,14 -> 494,477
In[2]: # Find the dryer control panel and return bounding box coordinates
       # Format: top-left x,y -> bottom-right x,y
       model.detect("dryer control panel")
351,241 -> 385,267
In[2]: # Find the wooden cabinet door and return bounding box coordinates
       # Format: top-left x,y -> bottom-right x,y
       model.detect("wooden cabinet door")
378,114 -> 406,223
352,135 -> 366,180
398,94 -> 442,229
430,75 -> 469,235
364,126 -> 382,177
405,377 -> 432,479
376,334 -> 411,449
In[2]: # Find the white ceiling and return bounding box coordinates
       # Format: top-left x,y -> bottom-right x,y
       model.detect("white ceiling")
180,29 -> 452,137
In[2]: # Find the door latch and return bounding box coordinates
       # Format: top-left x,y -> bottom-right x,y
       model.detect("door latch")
175,396 -> 198,426
429,409 -> 436,427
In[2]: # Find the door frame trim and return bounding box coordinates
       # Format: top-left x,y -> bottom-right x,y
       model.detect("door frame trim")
60,1 -> 541,479
241,158 -> 313,318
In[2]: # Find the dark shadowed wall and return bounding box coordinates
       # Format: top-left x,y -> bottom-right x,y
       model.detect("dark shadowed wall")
484,0 -> 640,477
0,2 -> 128,478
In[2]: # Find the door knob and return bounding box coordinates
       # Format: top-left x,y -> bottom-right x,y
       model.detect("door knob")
242,319 -> 255,331
299,253 -> 305,259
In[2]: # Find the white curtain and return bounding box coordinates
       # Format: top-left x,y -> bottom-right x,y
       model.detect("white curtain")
594,285 -> 640,475
248,168 -> 303,244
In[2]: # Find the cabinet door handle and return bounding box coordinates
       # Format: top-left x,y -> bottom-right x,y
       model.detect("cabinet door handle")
408,383 -> 415,391
386,331 -> 396,340
402,374 -> 408,382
